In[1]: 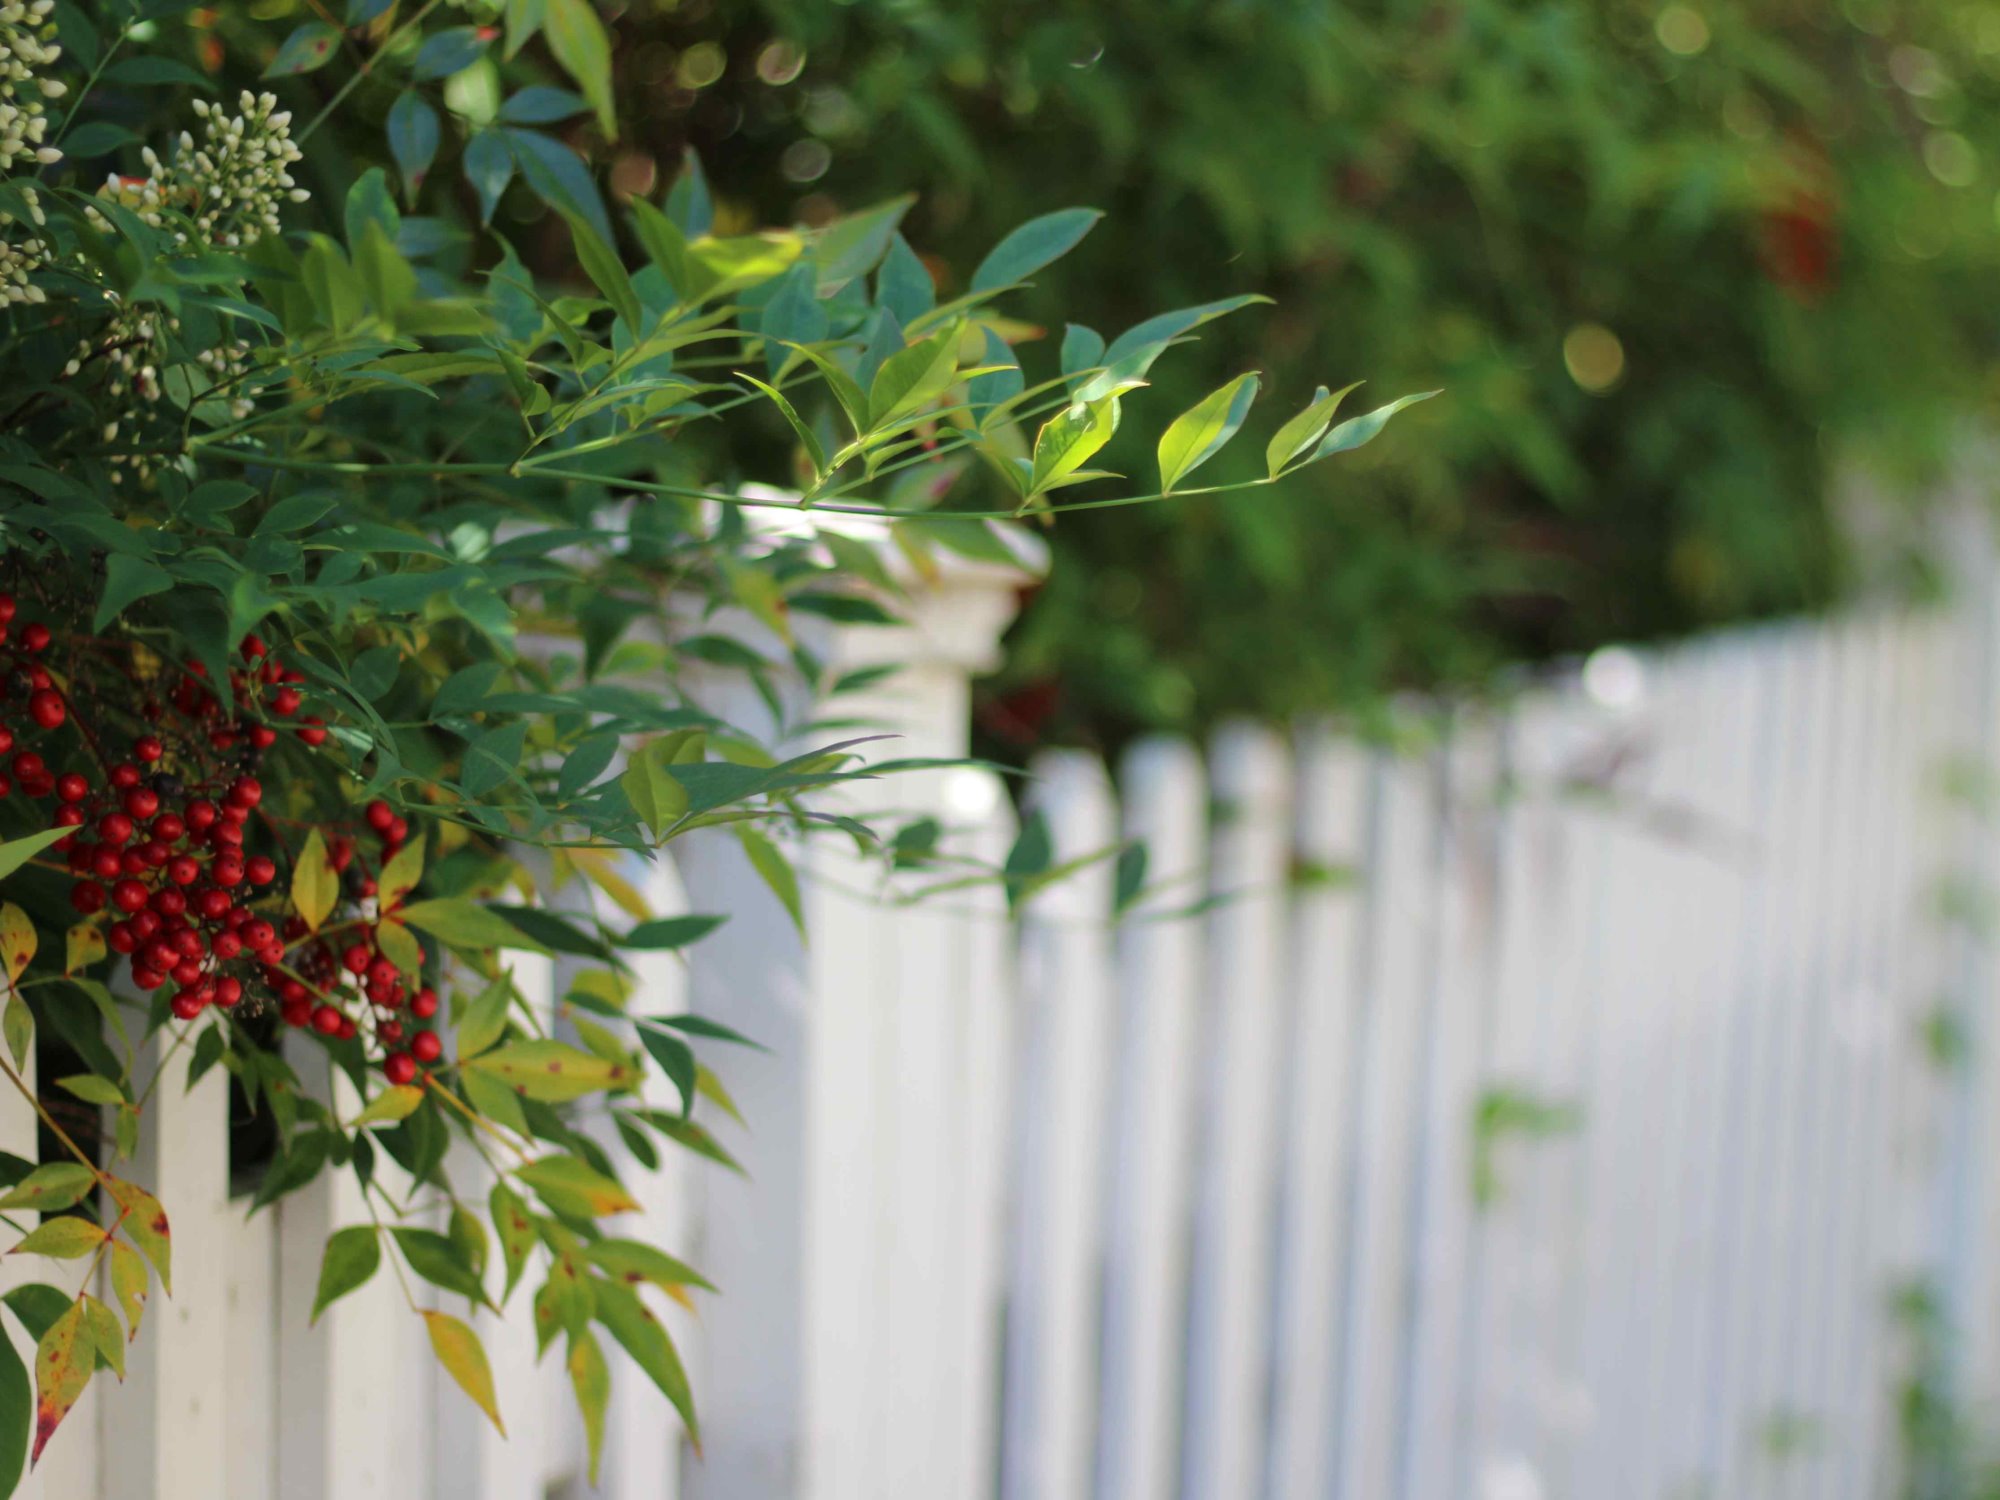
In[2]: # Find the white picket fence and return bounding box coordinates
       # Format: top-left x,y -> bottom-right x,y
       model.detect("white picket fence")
14,510 -> 2000,1499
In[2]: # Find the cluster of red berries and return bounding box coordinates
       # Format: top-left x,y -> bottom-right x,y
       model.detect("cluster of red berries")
0,602 -> 441,1082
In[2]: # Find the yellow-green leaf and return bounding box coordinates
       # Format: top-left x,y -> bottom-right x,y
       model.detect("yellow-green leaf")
102,1177 -> 169,1295
736,373 -> 825,484
30,1299 -> 90,1463
490,1182 -> 536,1301
1029,394 -> 1120,496
0,1165 -> 95,1215
0,826 -> 69,883
592,1276 -> 698,1450
0,907 -> 33,987
2,997 -> 28,1071
621,742 -> 689,838
737,827 -> 802,937
63,925 -> 103,978
399,898 -> 550,955
351,1085 -> 424,1128
516,1156 -> 639,1218
865,326 -> 959,431
109,1242 -> 146,1342
569,1329 -> 611,1483
456,972 -> 515,1059
464,1041 -> 634,1102
1264,380 -> 1359,478
11,1220 -> 107,1261
582,1237 -> 714,1295
375,918 -> 424,976
79,1298 -> 120,1382
292,829 -> 338,933
1157,372 -> 1259,493
378,835 -> 426,911
423,1310 -> 505,1435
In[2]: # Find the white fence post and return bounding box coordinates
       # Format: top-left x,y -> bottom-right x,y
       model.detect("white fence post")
677,523 -> 1043,1500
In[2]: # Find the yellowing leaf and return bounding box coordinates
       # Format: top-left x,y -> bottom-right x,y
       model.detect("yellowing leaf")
464,1041 -> 634,1102
399,898 -> 549,955
0,1165 -> 95,1214
516,1156 -> 640,1218
31,1299 -> 90,1464
378,835 -> 426,911
375,918 -> 424,976
621,742 -> 689,839
109,1242 -> 147,1342
351,1086 -> 424,1128
63,925 -> 103,977
2,997 -> 29,1070
424,1310 -> 505,1436
1156,372 -> 1259,493
79,1298 -> 121,1382
569,849 -> 649,922
456,971 -> 514,1059
0,906 -> 34,987
10,1219 -> 107,1260
292,829 -> 339,933
102,1177 -> 170,1295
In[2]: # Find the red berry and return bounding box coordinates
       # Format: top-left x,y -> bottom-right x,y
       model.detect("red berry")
10,752 -> 41,781
108,763 -> 140,790
367,957 -> 398,991
246,855 -> 276,886
212,856 -> 244,888
170,992 -> 204,1021
111,879 -> 147,914
311,1004 -> 343,1035
242,919 -> 276,950
107,922 -> 136,955
128,911 -> 159,941
185,799 -> 217,832
410,986 -> 438,1020
52,805 -> 83,830
410,1030 -> 442,1065
240,635 -> 266,661
298,717 -> 327,747
279,978 -> 308,1005
249,726 -> 276,749
211,931 -> 242,960
27,689 -> 62,730
342,944 -> 371,976
90,849 -> 120,880
19,773 -> 50,799
20,623 -> 49,653
123,788 -> 159,820
383,1052 -> 417,1086
173,928 -> 204,959
358,878 -> 378,899
211,822 -> 244,848
132,967 -> 166,991
0,596 -> 15,624
133,736 -> 163,763
99,813 -> 133,846
0,728 -> 11,754
227,777 -> 262,809
54,773 -> 87,803
216,978 -> 242,1007
364,800 -> 394,835
378,1020 -> 404,1045
329,837 -> 354,873
272,687 -> 301,717
170,958 -> 202,987
150,888 -> 187,918
69,882 -> 105,915
167,856 -> 199,886
151,813 -> 185,843
281,999 -> 311,1027
282,916 -> 307,940
336,1015 -> 357,1041
195,888 -> 230,921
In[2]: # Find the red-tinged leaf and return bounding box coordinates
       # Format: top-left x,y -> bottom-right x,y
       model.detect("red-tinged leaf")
423,1311 -> 504,1436
462,1040 -> 633,1102
30,1300 -> 89,1465
0,907 -> 33,987
102,1177 -> 170,1295
489,1183 -> 535,1302
0,1165 -> 95,1215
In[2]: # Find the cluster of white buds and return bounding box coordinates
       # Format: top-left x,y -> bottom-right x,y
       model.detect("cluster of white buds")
90,91 -> 307,249
0,182 -> 44,302
73,302 -> 257,482
0,0 -> 65,175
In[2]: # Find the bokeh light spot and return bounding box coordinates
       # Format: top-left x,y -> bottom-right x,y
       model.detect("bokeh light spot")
1655,5 -> 1710,56
1563,324 -> 1626,394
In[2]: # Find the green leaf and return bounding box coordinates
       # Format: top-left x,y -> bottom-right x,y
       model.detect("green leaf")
93,555 -> 172,633
569,1329 -> 611,1483
424,1310 -> 505,1435
55,1075 -> 123,1109
621,742 -> 690,838
971,208 -> 1103,293
736,827 -> 802,936
543,0 -> 615,138
108,1242 -> 146,1345
456,972 -> 514,1059
463,129 -> 514,225
737,373 -> 825,480
489,1183 -> 536,1301
516,1156 -> 639,1218
664,147 -> 712,236
0,1295 -> 27,1498
411,26 -> 490,80
29,1299 -> 88,1465
0,1166 -> 92,1216
592,1277 -> 698,1447
1157,373 -> 1260,492
58,121 -> 136,159
583,1237 -> 713,1295
621,914 -> 723,951
393,1227 -> 488,1305
310,1226 -> 379,1324
1264,381 -> 1359,478
399,898 -> 551,955
11,1220 -> 107,1261
636,1028 -> 696,1116
1,1001 -> 27,1074
1029,395 -> 1120,496
263,20 -> 341,76
0,826 -> 71,883
561,208 -> 640,332
80,1299 -> 120,1381
387,92 -> 440,201
865,326 -> 959,431
463,1041 -> 635,1102
351,1085 -> 425,1128
504,0 -> 545,56
1311,389 -> 1441,461
644,1013 -> 765,1052
629,197 -> 713,302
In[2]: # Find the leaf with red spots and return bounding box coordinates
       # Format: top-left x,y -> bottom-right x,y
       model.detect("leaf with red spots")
263,21 -> 343,78
592,1276 -> 698,1452
102,1177 -> 170,1296
0,906 -> 34,988
488,1182 -> 536,1301
29,1299 -> 89,1466
462,1040 -> 631,1102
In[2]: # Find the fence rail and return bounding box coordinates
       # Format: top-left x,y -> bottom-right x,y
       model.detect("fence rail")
11,529 -> 2000,1499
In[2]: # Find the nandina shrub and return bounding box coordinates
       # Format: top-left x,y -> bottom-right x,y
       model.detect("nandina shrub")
0,0 -> 1423,1482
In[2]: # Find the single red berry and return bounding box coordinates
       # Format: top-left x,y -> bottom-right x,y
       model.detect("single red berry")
90,849 -> 120,881
99,813 -> 134,846
241,919 -> 276,950
195,888 -> 230,921
246,855 -> 276,886
132,967 -> 166,991
279,978 -> 308,1005
52,805 -> 83,830
211,930 -> 242,960
249,726 -> 276,750
364,800 -> 394,835
272,687 -> 301,717
133,736 -> 163,763
9,752 -> 42,782
212,856 -> 244,888
280,999 -> 311,1028
0,596 -> 15,624
224,905 -> 252,929
357,878 -> 378,899
410,1030 -> 442,1065
107,922 -> 137,955
55,773 -> 87,803
208,730 -> 237,752
69,882 -> 105,915
336,1015 -> 357,1041
170,958 -> 202,987
220,801 -> 250,827
20,622 -> 49,653
216,977 -> 242,1007
128,910 -> 159,941
342,944 -> 372,976
166,856 -> 199,886
0,776 -> 12,798
27,689 -> 62,730
367,957 -> 399,991
170,992 -> 204,1021
329,836 -> 355,873
151,813 -> 185,843
410,986 -> 438,1020
123,787 -> 159,820
228,776 -> 262,809
211,822 -> 244,849
111,879 -> 147,913
184,799 -> 217,833
25,667 -> 47,690
311,1004 -> 343,1035
383,1052 -> 417,1086
0,728 -> 12,755
378,1020 -> 404,1045
108,763 -> 140,790
240,635 -> 266,661
297,717 -> 327,747
150,888 -> 187,918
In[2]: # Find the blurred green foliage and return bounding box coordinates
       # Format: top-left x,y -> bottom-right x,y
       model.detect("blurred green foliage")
587,0 -> 2000,748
